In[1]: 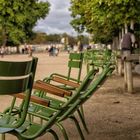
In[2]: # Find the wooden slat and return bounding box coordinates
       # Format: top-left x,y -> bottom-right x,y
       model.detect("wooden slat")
34,82 -> 64,97
52,76 -> 80,88
34,80 -> 72,96
36,80 -> 72,96
13,93 -> 49,107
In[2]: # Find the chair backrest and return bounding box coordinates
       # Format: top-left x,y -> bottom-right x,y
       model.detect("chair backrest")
67,52 -> 83,83
0,57 -> 38,128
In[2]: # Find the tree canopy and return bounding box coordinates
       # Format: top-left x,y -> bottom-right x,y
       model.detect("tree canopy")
28,32 -> 89,46
70,0 -> 140,44
0,0 -> 50,46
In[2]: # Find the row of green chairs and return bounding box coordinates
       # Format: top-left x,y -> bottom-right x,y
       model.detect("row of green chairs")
25,52 -> 114,140
39,50 -> 115,133
32,52 -> 86,134
6,63 -> 114,140
36,52 -> 91,136
36,51 -> 115,140
0,52 -> 115,140
0,53 -> 85,140
84,49 -> 115,72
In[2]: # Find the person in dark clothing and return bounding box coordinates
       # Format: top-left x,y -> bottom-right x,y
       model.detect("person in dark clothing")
87,45 -> 91,50
121,28 -> 135,89
48,46 -> 54,56
22,48 -> 25,54
121,28 -> 135,54
79,43 -> 83,52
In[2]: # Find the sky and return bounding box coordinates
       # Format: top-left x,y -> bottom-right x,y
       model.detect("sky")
34,0 -> 77,35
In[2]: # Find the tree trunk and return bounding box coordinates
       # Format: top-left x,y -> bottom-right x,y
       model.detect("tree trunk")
124,23 -> 128,33
130,20 -> 135,30
112,37 -> 119,50
2,27 -> 7,48
16,46 -> 20,53
122,28 -> 125,38
118,31 -> 122,50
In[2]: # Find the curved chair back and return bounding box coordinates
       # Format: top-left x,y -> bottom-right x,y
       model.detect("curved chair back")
67,53 -> 83,83
0,57 -> 38,129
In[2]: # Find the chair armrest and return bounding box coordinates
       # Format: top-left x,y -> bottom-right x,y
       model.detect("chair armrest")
12,93 -> 49,107
33,80 -> 72,97
52,76 -> 80,88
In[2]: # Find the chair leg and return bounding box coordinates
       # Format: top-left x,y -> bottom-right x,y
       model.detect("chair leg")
56,122 -> 69,140
69,116 -> 85,140
77,108 -> 89,134
79,105 -> 85,119
48,129 -> 59,140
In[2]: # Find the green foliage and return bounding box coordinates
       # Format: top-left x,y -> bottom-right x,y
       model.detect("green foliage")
70,0 -> 140,44
29,33 -> 62,44
27,32 -> 88,46
0,0 -> 50,46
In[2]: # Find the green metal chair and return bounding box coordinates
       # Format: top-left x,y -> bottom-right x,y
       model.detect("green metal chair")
0,57 -> 38,139
12,63 -> 114,140
32,52 -> 85,133
43,52 -> 84,90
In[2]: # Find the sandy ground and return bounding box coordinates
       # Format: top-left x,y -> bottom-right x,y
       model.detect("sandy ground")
0,52 -> 140,140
